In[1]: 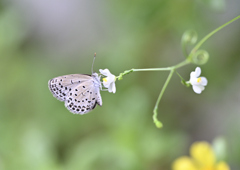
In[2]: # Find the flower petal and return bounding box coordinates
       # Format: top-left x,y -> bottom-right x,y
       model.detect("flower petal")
108,86 -> 112,93
111,82 -> 116,93
192,85 -> 205,94
199,85 -> 205,91
192,85 -> 202,94
172,156 -> 197,170
103,78 -> 111,88
108,82 -> 113,93
108,73 -> 116,82
216,161 -> 230,170
190,77 -> 198,85
99,69 -> 111,76
190,142 -> 216,167
99,68 -> 116,93
190,71 -> 196,79
200,77 -> 208,86
107,82 -> 116,93
195,67 -> 201,77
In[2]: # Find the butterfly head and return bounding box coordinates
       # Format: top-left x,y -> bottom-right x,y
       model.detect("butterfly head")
92,72 -> 102,89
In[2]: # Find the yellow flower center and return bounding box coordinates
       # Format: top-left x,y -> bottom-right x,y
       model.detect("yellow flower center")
103,78 -> 108,82
197,78 -> 201,83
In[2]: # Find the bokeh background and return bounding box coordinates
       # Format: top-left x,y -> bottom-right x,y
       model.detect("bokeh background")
0,0 -> 239,169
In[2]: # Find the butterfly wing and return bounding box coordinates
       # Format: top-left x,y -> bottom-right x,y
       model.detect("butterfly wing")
64,80 -> 102,114
48,74 -> 92,101
48,74 -> 102,114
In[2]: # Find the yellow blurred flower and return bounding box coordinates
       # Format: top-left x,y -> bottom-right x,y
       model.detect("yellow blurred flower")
172,141 -> 230,170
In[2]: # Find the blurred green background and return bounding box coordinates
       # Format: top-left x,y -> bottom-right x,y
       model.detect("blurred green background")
0,0 -> 240,169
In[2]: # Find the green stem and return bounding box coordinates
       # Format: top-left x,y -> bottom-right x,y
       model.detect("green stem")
132,67 -> 171,72
130,59 -> 190,72
118,16 -> 240,77
188,15 -> 240,59
153,69 -> 175,128
116,15 -> 240,128
176,71 -> 185,81
172,59 -> 190,69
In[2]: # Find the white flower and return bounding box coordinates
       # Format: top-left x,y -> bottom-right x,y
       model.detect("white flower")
189,67 -> 208,94
99,69 -> 116,93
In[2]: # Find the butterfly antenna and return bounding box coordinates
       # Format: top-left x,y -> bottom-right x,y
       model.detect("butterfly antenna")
91,52 -> 96,74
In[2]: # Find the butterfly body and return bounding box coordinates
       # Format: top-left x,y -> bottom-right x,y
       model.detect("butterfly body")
48,73 -> 102,114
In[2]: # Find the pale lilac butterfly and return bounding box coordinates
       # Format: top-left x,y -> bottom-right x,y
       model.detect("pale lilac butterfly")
48,53 -> 102,114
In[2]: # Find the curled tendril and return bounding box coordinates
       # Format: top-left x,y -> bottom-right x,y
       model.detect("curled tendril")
192,50 -> 209,65
182,30 -> 198,45
181,30 -> 198,57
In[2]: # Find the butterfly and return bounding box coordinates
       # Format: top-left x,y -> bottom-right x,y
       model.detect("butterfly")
48,54 -> 102,114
